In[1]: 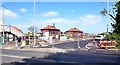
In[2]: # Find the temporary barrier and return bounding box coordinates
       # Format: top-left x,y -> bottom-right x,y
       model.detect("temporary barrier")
99,40 -> 117,49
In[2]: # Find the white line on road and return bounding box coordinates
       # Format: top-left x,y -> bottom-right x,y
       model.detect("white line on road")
0,54 -> 30,59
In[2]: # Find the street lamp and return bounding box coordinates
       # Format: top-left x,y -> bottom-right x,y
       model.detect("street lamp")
106,1 -> 109,40
20,13 -> 23,37
34,0 -> 36,45
2,2 -> 5,44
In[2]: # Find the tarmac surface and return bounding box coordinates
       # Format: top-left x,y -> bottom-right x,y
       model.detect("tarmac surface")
0,40 -> 120,65
1,49 -> 120,65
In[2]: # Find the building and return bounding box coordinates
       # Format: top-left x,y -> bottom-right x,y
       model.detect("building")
41,25 -> 61,41
65,27 -> 83,39
0,25 -> 24,43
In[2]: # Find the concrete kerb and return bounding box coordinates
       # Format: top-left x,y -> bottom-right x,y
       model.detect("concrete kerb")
1,45 -> 69,53
96,49 -> 120,51
1,44 -> 87,54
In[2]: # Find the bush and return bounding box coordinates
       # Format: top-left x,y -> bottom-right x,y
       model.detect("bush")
106,33 -> 120,49
116,40 -> 120,49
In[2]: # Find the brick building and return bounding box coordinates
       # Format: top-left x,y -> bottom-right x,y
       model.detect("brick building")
65,27 -> 83,39
41,25 -> 61,40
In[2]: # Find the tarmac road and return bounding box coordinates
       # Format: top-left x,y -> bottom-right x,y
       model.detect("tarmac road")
1,49 -> 50,63
0,40 -> 120,64
53,40 -> 92,49
1,48 -> 120,64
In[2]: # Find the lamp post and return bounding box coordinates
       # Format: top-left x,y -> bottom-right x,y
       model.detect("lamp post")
107,1 -> 109,33
34,0 -> 36,45
106,1 -> 109,39
2,2 -> 5,44
20,13 -> 23,37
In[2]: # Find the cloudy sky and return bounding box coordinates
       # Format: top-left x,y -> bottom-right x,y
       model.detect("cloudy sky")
0,2 -> 115,34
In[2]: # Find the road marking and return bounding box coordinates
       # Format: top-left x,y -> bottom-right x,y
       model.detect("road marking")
0,54 -> 30,59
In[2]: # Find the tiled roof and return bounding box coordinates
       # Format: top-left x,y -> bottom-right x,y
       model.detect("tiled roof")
66,27 -> 83,33
12,26 -> 23,33
41,25 -> 60,31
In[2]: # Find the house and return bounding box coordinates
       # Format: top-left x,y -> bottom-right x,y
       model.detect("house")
65,27 -> 83,39
41,25 -> 61,41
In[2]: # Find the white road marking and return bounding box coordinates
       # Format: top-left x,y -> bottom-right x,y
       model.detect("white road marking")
0,54 -> 30,59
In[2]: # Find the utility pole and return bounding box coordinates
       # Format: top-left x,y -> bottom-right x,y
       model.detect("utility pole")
20,13 -> 23,37
106,0 -> 109,38
107,0 -> 109,34
34,0 -> 36,45
78,34 -> 80,49
2,2 -> 5,44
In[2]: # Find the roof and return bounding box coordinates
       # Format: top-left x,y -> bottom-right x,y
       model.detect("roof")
12,26 -> 23,33
66,27 -> 83,33
41,25 -> 60,31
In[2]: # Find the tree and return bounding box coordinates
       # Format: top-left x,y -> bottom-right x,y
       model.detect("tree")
100,1 -> 120,48
28,26 -> 37,33
100,1 -> 120,34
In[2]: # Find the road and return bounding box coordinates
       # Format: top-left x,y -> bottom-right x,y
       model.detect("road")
0,40 -> 120,64
1,49 -> 50,63
1,49 -> 119,64
53,40 -> 92,49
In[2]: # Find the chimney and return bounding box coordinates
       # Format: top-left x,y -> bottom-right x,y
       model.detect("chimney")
75,27 -> 76,29
53,23 -> 55,27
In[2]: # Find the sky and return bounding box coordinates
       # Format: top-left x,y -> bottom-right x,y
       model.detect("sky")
0,2 -> 116,34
